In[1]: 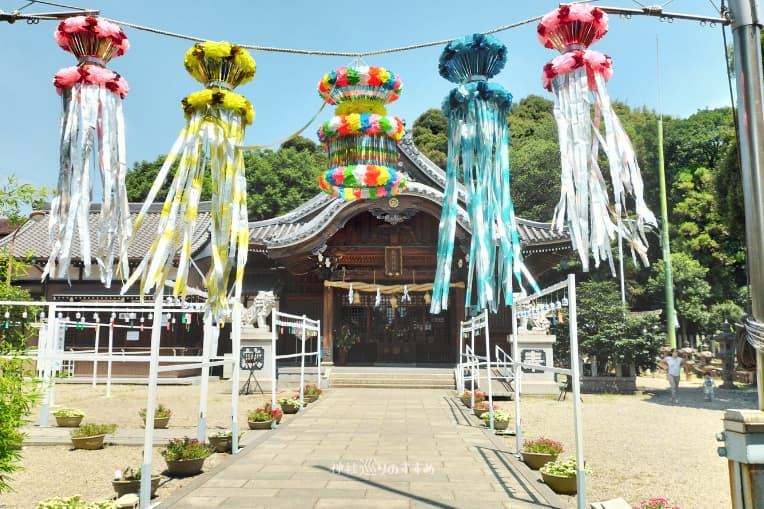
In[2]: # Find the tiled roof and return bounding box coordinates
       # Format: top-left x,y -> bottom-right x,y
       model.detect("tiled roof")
0,202 -> 211,261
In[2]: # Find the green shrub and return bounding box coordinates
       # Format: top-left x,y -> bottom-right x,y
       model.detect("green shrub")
138,403 -> 171,419
522,437 -> 564,455
36,495 -> 116,509
70,423 -> 117,438
53,408 -> 85,418
479,409 -> 510,423
161,437 -> 212,461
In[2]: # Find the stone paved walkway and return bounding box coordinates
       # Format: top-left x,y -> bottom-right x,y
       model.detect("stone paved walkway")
161,389 -> 565,509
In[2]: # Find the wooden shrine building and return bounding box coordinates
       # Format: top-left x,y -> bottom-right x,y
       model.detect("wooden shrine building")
4,133 -> 570,370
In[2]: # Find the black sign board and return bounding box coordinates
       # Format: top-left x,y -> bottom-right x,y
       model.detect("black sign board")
521,349 -> 546,374
240,346 -> 264,370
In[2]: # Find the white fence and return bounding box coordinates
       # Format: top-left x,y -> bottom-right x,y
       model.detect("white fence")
270,310 -> 321,409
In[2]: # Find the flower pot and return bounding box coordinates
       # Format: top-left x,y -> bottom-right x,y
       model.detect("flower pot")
521,452 -> 558,470
541,471 -> 577,495
208,435 -> 232,453
164,457 -> 207,477
281,405 -> 299,415
55,415 -> 83,427
473,407 -> 488,418
304,394 -> 319,404
248,420 -> 273,430
492,419 -> 509,431
112,475 -> 161,498
71,434 -> 106,450
144,416 -> 170,429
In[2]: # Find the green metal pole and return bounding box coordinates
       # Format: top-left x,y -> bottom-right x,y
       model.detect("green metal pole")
657,117 -> 677,349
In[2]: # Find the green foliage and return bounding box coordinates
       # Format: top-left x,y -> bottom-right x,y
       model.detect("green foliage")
244,146 -> 327,221
52,408 -> 85,418
0,175 -> 47,225
303,383 -> 322,396
247,406 -> 273,422
479,409 -> 510,423
161,437 -> 212,461
277,397 -> 302,409
70,423 -> 117,438
139,403 -> 172,419
552,279 -> 664,373
36,496 -> 116,509
411,108 -> 448,169
0,285 -> 41,494
540,456 -> 590,477
646,253 -> 711,335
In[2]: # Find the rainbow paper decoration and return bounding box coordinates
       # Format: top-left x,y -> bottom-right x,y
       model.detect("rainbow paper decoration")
431,34 -> 538,315
317,66 -> 406,200
121,41 -> 255,320
538,4 -> 656,271
44,16 -> 131,287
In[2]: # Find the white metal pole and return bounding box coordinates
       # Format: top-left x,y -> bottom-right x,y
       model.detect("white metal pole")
271,308 -> 277,409
484,310 -> 494,431
512,302 -> 522,454
316,319 -> 322,388
470,326 -> 476,408
231,302 -> 242,454
38,303 -> 55,427
140,291 -> 164,509
197,317 -> 211,442
92,321 -> 100,388
458,321 -> 464,394
568,274 -> 586,509
299,316 -> 306,405
106,321 -> 114,398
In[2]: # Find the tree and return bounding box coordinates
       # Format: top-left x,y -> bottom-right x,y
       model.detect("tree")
0,176 -> 47,225
551,279 -> 664,374
125,156 -> 211,203
411,108 -> 448,169
646,252 -> 712,338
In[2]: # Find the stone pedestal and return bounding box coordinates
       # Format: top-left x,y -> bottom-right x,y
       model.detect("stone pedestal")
509,331 -> 558,395
719,409 -> 764,508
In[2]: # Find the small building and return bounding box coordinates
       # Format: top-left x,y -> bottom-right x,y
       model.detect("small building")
3,134 -> 570,372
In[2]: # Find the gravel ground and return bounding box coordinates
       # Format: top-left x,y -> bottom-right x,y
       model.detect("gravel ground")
2,376 -> 756,508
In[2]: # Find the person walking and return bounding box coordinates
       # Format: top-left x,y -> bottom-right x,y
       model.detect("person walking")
664,349 -> 683,404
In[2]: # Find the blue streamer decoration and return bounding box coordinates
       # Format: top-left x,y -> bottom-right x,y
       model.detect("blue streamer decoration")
431,34 -> 539,315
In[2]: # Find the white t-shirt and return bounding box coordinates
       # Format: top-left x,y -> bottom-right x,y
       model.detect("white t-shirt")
665,356 -> 683,377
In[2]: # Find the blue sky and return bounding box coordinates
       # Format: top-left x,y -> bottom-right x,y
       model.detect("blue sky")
0,0 -> 731,192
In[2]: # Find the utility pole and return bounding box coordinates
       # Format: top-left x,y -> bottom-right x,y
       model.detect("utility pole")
729,0 -> 764,409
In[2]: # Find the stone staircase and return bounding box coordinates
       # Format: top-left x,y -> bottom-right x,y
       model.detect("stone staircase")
329,366 -> 456,389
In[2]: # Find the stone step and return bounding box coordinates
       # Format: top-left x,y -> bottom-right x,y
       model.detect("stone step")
330,382 -> 456,389
331,378 -> 455,385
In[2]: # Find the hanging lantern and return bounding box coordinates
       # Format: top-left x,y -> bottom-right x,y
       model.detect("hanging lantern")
538,4 -> 656,271
431,34 -> 538,315
44,16 -> 131,287
121,41 -> 255,320
390,296 -> 398,309
316,65 -> 406,200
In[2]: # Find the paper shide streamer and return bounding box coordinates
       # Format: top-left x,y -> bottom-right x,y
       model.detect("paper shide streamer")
121,41 -> 255,320
317,65 -> 406,200
431,34 -> 538,315
45,16 -> 130,286
538,4 -> 657,271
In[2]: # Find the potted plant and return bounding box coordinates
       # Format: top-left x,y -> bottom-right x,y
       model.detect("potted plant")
269,404 -> 283,424
540,457 -> 589,495
70,423 -> 117,450
334,323 -> 361,365
53,407 -> 85,427
139,403 -> 172,429
521,437 -> 564,470
634,498 -> 681,509
303,383 -> 323,403
36,495 -> 116,508
247,406 -> 274,429
460,390 -> 485,407
472,400 -> 497,418
278,397 -> 302,414
479,408 -> 510,430
207,431 -> 233,453
161,437 -> 213,476
112,466 -> 161,498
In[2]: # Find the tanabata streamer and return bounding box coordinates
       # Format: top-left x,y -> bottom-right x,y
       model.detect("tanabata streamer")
317,65 -> 406,200
121,41 -> 255,320
44,16 -> 130,286
431,34 -> 538,315
538,5 -> 657,271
